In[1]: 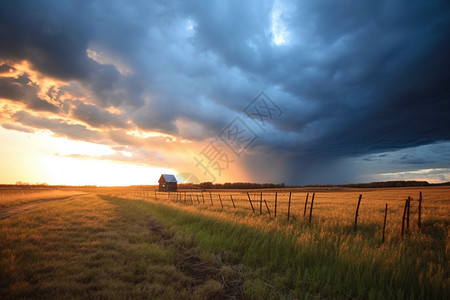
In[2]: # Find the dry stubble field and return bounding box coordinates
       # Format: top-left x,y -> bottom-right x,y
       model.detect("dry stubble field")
0,185 -> 449,299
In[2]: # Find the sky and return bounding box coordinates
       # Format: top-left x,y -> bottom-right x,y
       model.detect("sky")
0,0 -> 449,186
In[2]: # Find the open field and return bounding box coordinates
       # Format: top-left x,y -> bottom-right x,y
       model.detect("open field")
104,186 -> 449,243
0,186 -> 449,299
0,186 -> 85,208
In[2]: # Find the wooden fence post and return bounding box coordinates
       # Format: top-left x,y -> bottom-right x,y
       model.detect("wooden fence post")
201,191 -> 205,204
196,195 -> 200,204
406,196 -> 411,234
230,195 -> 236,209
247,192 -> 255,213
218,194 -> 223,208
260,192 -> 263,215
354,194 -> 362,231
287,192 -> 292,222
401,198 -> 408,237
303,193 -> 309,218
382,203 -> 388,244
209,192 -> 213,206
309,193 -> 315,223
274,192 -> 278,218
264,200 -> 271,216
418,192 -> 422,231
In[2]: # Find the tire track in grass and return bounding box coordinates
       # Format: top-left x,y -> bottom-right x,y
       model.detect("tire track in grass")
147,216 -> 245,299
0,194 -> 84,220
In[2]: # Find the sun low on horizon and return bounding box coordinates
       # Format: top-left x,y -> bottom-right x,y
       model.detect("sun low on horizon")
0,102 -> 250,186
0,126 -> 171,186
1,1 -> 449,186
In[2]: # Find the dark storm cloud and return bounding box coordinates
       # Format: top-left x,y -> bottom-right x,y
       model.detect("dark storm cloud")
13,110 -> 101,142
285,1 -> 450,155
0,64 -> 15,73
192,1 -> 450,183
1,0 -> 449,184
0,1 -> 92,80
71,100 -> 129,129
0,0 -> 146,109
0,73 -> 59,112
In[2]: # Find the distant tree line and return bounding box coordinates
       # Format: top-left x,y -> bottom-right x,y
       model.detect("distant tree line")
302,180 -> 431,188
178,180 -> 437,190
344,180 -> 430,188
179,182 -> 286,190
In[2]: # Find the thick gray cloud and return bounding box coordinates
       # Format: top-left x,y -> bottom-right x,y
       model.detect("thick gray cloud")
71,100 -> 130,129
13,110 -> 101,142
0,72 -> 59,112
1,0 -> 449,184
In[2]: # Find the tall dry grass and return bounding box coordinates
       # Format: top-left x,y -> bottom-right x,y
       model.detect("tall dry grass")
0,194 -> 237,299
0,188 -> 84,208
2,186 -> 446,298
113,186 -> 449,299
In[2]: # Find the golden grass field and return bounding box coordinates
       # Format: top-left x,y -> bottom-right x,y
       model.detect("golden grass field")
0,185 -> 449,299
105,186 -> 449,239
0,187 -> 85,208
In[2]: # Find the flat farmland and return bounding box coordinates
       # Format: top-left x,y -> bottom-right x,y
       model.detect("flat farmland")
1,186 -> 448,299
122,186 -> 449,240
0,186 -> 85,208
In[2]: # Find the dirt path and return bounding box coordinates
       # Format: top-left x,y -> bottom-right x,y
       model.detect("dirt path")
0,194 -> 84,220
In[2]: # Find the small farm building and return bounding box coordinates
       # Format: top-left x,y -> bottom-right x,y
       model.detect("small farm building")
158,174 -> 178,192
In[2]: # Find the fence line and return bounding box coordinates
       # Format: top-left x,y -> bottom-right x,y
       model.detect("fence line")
109,188 -> 429,244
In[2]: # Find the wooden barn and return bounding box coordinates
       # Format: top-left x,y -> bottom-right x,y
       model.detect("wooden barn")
158,174 -> 178,192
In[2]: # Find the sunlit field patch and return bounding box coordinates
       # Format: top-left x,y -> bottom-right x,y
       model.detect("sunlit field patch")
0,186 -> 84,208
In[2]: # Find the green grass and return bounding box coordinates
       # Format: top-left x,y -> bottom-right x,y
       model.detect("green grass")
1,193 -> 448,299
118,196 -> 448,299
